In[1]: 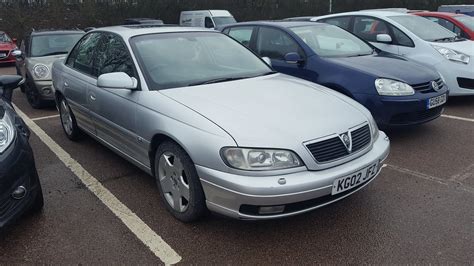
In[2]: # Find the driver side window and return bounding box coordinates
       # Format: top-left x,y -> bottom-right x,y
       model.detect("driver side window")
353,16 -> 392,43
93,33 -> 135,79
66,33 -> 102,76
256,27 -> 303,60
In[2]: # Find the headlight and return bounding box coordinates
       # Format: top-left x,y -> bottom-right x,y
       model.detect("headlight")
369,116 -> 379,141
0,111 -> 15,154
433,45 -> 470,64
33,64 -> 50,79
375,79 -> 414,96
221,148 -> 303,171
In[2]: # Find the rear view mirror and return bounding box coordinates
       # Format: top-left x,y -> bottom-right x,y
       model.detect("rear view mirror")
97,72 -> 138,90
0,75 -> 24,102
376,34 -> 392,44
284,52 -> 305,65
262,57 -> 272,67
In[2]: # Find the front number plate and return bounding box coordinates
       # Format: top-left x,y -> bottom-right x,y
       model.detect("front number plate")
332,162 -> 379,195
0,53 -> 6,57
427,94 -> 447,109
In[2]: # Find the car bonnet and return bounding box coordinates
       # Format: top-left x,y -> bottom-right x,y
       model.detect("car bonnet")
160,73 -> 369,149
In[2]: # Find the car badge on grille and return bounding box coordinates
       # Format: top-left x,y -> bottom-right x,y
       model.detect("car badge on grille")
432,81 -> 440,91
339,132 -> 352,153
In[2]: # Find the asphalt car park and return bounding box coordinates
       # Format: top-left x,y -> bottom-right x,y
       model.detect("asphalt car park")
0,65 -> 473,264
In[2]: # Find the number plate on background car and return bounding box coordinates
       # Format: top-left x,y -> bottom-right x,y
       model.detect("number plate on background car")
0,53 -> 6,57
427,94 -> 447,109
332,162 -> 379,195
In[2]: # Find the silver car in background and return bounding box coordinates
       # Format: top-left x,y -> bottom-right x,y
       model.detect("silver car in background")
52,25 -> 390,221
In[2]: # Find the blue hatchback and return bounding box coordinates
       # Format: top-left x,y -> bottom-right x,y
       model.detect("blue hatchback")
221,21 -> 449,127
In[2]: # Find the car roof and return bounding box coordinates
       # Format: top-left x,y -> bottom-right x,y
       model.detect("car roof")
90,25 -> 214,39
31,30 -> 84,36
223,20 -> 325,29
317,10 -> 411,19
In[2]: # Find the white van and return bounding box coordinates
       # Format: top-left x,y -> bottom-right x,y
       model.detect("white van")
438,5 -> 474,16
179,10 -> 236,29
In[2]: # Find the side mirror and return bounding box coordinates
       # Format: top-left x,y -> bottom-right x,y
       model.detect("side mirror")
11,50 -> 22,58
97,72 -> 138,90
376,34 -> 392,44
262,57 -> 272,67
0,75 -> 24,102
284,52 -> 305,65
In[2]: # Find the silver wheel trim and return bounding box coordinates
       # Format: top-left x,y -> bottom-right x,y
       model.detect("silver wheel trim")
60,100 -> 73,136
158,152 -> 190,213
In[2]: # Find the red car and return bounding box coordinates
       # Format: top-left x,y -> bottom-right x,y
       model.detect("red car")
414,12 -> 474,40
0,31 -> 18,64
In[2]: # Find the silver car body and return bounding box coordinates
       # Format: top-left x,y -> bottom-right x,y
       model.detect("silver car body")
52,26 -> 390,219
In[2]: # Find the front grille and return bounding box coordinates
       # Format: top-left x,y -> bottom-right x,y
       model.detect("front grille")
306,124 -> 371,163
390,106 -> 443,125
457,78 -> 474,90
411,78 -> 444,93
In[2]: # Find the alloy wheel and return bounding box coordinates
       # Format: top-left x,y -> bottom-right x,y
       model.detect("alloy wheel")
158,152 -> 190,213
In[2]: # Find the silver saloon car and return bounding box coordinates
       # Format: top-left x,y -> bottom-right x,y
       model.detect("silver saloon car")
52,25 -> 390,222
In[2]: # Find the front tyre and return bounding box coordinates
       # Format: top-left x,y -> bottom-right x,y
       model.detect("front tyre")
154,141 -> 207,222
58,97 -> 81,141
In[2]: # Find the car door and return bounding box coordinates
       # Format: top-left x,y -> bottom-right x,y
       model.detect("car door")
88,32 -> 141,160
63,32 -> 102,135
255,26 -> 311,80
352,16 -> 401,55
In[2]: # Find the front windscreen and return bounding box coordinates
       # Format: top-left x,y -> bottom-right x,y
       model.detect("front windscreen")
291,24 -> 374,57
456,16 -> 474,31
390,15 -> 457,42
131,32 -> 272,90
0,33 -> 11,43
31,33 -> 83,57
213,16 -> 237,27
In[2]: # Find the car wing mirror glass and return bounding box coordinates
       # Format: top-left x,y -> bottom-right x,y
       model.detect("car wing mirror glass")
97,72 -> 138,90
284,52 -> 305,65
376,34 -> 393,44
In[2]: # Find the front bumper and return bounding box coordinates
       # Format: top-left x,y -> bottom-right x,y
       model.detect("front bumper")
357,89 -> 449,127
28,79 -> 55,101
197,131 -> 390,220
434,60 -> 474,96
0,52 -> 15,64
0,128 -> 42,229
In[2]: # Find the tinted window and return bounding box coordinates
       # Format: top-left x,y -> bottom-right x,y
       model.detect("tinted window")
66,33 -> 101,76
291,24 -> 373,57
94,33 -> 135,78
320,17 -> 352,31
204,17 -> 214,28
30,33 -> 83,57
354,17 -> 390,42
228,27 -> 255,47
131,32 -> 271,90
256,27 -> 303,60
390,25 -> 414,47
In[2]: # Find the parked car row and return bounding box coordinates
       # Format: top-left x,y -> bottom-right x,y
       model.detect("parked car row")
0,8 -> 472,225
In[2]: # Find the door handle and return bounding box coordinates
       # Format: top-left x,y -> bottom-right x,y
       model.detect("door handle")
90,94 -> 96,101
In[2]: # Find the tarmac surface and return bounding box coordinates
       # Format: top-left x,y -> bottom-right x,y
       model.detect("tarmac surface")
0,65 -> 473,264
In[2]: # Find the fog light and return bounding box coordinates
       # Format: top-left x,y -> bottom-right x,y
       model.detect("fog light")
11,186 -> 27,200
258,205 -> 285,215
42,87 -> 52,95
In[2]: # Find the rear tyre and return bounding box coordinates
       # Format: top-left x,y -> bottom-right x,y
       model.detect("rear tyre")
58,97 -> 82,141
154,141 -> 207,222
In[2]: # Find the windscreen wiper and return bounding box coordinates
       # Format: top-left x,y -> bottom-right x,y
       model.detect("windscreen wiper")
41,51 -> 68,56
188,76 -> 250,86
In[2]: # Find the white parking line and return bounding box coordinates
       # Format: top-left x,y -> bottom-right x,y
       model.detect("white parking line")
441,114 -> 474,123
31,114 -> 60,121
13,104 -> 182,265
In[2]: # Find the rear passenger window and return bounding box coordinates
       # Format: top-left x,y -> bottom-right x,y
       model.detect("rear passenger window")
354,17 -> 390,42
320,17 -> 352,31
228,27 -> 255,47
67,33 -> 101,76
256,27 -> 303,60
204,17 -> 214,28
94,33 -> 135,78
